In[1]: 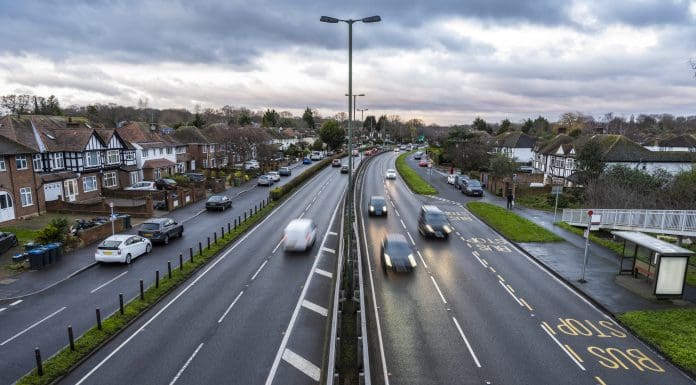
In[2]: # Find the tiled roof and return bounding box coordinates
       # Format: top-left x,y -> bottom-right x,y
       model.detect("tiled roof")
171,126 -> 210,144
0,134 -> 35,155
116,122 -> 181,146
586,135 -> 696,163
536,134 -> 573,155
493,131 -> 537,148
0,115 -> 98,152
657,134 -> 696,148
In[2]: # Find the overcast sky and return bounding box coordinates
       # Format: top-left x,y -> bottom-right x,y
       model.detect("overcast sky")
1,0 -> 696,125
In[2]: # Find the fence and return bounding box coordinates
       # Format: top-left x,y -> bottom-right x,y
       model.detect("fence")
562,209 -> 696,237
46,197 -> 154,218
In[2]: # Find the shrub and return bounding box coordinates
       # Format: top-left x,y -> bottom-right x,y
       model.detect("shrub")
34,217 -> 70,244
173,175 -> 190,187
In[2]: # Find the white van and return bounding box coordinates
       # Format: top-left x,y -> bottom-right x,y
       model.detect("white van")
283,219 -> 317,252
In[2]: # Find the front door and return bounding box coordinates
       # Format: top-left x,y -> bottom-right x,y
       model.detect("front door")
64,179 -> 78,202
0,191 -> 15,223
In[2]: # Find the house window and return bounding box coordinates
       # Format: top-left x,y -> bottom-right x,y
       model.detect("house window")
130,171 -> 139,185
83,175 -> 97,192
176,162 -> 185,173
20,187 -> 32,207
103,171 -> 117,188
33,154 -> 42,171
159,148 -> 164,155
124,151 -> 135,161
84,152 -> 99,167
51,153 -> 64,169
107,150 -> 120,164
553,157 -> 564,168
202,145 -> 208,153
566,158 -> 574,170
177,146 -> 186,154
154,168 -> 162,179
142,149 -> 149,158
0,193 -> 12,209
202,159 -> 208,168
0,157 -> 6,171
209,145 -> 215,153
166,147 -> 173,155
191,160 -> 196,170
16,155 -> 28,170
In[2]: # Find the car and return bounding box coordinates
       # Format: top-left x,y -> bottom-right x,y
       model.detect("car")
138,218 -> 183,245
418,205 -> 453,239
461,179 -> 484,196
352,149 -> 360,157
155,178 -> 177,190
182,172 -> 206,182
279,166 -> 291,176
393,147 -> 400,153
368,196 -> 388,216
257,175 -> 274,186
124,181 -> 157,191
519,165 -> 534,173
206,195 -> 232,211
243,160 -> 260,170
385,169 -> 397,180
303,158 -> 312,164
447,174 -> 456,185
418,159 -> 428,167
283,219 -> 317,252
414,151 -> 423,160
454,174 -> 470,190
380,233 -> 417,273
0,231 -> 18,255
310,151 -> 323,161
332,159 -> 342,167
340,165 -> 349,174
267,171 -> 281,182
95,234 -> 152,264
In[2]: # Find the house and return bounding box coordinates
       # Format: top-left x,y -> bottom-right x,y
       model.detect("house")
116,122 -> 181,181
169,125 -> 210,172
642,134 -> 696,152
532,134 -> 575,185
490,131 -> 537,164
0,135 -> 43,222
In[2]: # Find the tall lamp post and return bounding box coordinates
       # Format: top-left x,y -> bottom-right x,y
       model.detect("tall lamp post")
345,93 -> 365,157
321,14 -> 381,294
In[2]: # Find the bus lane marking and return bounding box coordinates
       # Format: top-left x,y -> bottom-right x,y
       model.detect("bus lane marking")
540,323 -> 586,371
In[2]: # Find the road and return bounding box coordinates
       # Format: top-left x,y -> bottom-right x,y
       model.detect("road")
359,151 -> 694,385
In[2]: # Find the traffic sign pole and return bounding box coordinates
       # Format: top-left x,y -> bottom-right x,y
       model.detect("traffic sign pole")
580,210 -> 592,283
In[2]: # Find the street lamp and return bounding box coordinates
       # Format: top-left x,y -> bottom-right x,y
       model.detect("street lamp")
357,108 -> 368,121
321,14 -> 381,295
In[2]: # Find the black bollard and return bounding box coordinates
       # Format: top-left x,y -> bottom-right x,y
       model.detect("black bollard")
156,270 -> 160,288
96,308 -> 102,330
228,222 -> 231,233
207,237 -> 210,250
179,254 -> 183,271
35,348 -> 43,376
199,242 -> 202,256
68,326 -> 75,351
119,293 -> 124,315
140,280 -> 144,300
244,212 -> 246,221
189,247 -> 193,262
214,232 -> 217,244
168,261 -> 172,279
221,226 -> 224,238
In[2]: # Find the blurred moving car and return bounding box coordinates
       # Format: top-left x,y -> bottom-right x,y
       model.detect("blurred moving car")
385,169 -> 397,179
267,171 -> 281,182
310,151 -> 323,161
206,195 -> 232,211
138,218 -> 183,245
95,234 -> 151,264
283,219 -> 317,252
279,166 -> 292,176
417,205 -> 453,239
414,151 -> 424,160
368,196 -> 388,216
332,159 -> 342,167
340,165 -> 349,174
418,159 -> 428,167
393,147 -> 400,153
381,233 -> 417,273
303,158 -> 312,164
257,175 -> 274,186
155,178 -> 177,190
0,231 -> 18,255
124,181 -> 156,191
461,179 -> 484,196
182,172 -> 206,182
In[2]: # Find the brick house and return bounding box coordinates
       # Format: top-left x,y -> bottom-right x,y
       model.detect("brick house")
0,135 -> 43,222
169,125 -> 210,172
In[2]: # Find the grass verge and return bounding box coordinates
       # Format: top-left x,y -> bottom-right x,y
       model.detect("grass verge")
617,308 -> 696,376
395,152 -> 437,195
466,202 -> 563,243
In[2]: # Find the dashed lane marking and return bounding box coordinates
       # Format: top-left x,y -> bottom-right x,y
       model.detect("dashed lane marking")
499,281 -> 523,307
328,231 -> 338,236
541,323 -> 586,371
430,276 -> 447,304
400,219 -> 406,229
0,307 -> 6,313
416,250 -> 428,269
90,271 -> 128,294
9,300 -> 22,306
321,247 -> 336,254
168,343 -> 204,385
1,306 -> 67,346
251,260 -> 268,281
520,298 -> 534,312
282,349 -> 321,382
302,299 -> 328,317
407,232 -> 416,246
453,317 -> 482,368
218,291 -> 244,323
315,268 -> 333,279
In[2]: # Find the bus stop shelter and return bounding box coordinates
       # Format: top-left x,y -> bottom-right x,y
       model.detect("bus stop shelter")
613,230 -> 694,298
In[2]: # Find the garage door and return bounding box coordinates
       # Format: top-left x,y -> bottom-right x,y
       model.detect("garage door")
44,182 -> 63,201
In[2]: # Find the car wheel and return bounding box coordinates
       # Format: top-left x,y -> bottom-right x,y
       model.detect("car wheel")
178,229 -> 184,238
164,235 -> 169,245
146,244 -> 152,254
12,237 -> 18,246
125,254 -> 132,264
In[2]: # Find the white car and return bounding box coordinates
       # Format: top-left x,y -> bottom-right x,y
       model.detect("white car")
283,219 -> 317,252
385,169 -> 397,179
243,160 -> 260,170
447,174 -> 456,185
95,234 -> 152,264
267,171 -> 281,182
393,147 -> 400,153
124,181 -> 156,191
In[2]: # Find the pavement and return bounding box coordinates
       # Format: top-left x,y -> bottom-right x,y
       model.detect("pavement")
424,163 -> 695,315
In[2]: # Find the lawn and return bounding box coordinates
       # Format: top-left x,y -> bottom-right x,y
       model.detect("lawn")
395,152 -> 437,195
617,308 -> 696,376
466,202 -> 563,243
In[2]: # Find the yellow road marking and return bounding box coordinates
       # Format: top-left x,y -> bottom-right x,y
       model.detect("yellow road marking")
489,267 -> 496,273
595,376 -> 607,385
564,344 -> 584,363
541,322 -> 555,334
519,298 -> 533,312
506,284 -> 514,293
497,274 -> 505,282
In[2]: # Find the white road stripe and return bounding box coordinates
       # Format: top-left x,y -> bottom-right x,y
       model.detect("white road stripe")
541,324 -> 586,370
400,219 -> 406,229
416,250 -> 428,269
321,247 -> 336,254
168,343 -> 204,385
218,291 -> 244,323
407,232 -> 416,246
395,208 -> 400,216
430,276 -> 447,304
90,271 -> 128,294
466,243 -> 472,248
302,300 -> 328,317
0,307 -> 6,313
328,231 -> 338,236
499,280 -> 523,306
472,251 -> 479,258
453,317 -> 482,368
272,239 -> 283,254
1,307 -> 67,346
9,299 -> 22,306
315,268 -> 333,278
251,260 -> 268,281
282,349 -> 321,381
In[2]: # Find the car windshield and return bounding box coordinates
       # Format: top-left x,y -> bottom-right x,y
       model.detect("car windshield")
140,223 -> 160,231
98,240 -> 122,249
163,179 -> 175,183
467,180 -> 482,187
386,240 -> 410,256
387,169 -> 395,173
425,212 -> 448,224
208,196 -> 224,202
371,198 -> 385,206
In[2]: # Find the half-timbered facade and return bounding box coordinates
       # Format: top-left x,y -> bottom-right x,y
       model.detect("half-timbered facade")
116,122 -> 180,181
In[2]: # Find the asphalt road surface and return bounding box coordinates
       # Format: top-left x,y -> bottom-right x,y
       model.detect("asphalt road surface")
359,151 -> 694,385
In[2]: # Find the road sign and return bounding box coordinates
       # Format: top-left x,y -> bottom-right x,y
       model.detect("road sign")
551,186 -> 563,195
590,214 -> 601,231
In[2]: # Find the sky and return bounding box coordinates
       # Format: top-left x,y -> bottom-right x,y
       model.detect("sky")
1,0 -> 696,126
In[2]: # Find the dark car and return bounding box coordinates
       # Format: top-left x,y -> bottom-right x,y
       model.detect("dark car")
381,233 -> 417,273
340,165 -> 349,174
418,205 -> 452,239
206,195 -> 232,211
454,174 -> 470,190
461,179 -> 484,196
155,178 -> 177,190
138,218 -> 183,245
302,158 -> 312,164
0,231 -> 18,255
183,173 -> 206,182
368,196 -> 387,216
331,159 -> 341,167
279,166 -> 291,176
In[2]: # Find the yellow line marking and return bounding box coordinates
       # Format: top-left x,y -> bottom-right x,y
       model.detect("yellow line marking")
541,322 -> 555,335
497,274 -> 505,282
519,298 -> 533,312
564,344 -> 584,363
595,376 -> 607,385
506,284 -> 514,293
489,267 -> 496,273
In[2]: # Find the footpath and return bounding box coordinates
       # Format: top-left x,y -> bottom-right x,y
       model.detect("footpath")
421,161 -> 695,315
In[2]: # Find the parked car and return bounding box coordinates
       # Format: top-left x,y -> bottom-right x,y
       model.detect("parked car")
0,232 -> 18,255
95,234 -> 151,264
368,196 -> 388,216
393,147 -> 400,153
303,158 -> 312,164
206,195 -> 232,211
340,165 -> 349,174
155,178 -> 177,190
257,175 -> 274,186
381,233 -> 417,273
454,174 -> 470,189
138,218 -> 183,245
385,169 -> 397,180
447,174 -> 456,185
267,171 -> 281,182
461,179 -> 484,196
417,205 -> 452,239
310,151 -> 323,161
279,166 -> 292,176
283,219 -> 317,252
243,160 -> 260,170
182,172 -> 206,182
332,159 -> 342,167
124,181 -> 156,191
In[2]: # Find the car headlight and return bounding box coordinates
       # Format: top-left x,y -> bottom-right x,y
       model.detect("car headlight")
426,225 -> 434,232
382,206 -> 387,212
369,205 -> 374,211
384,253 -> 392,267
443,225 -> 452,233
408,254 -> 417,268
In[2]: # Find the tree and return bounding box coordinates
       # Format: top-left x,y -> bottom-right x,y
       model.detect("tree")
319,120 -> 345,151
1,94 -> 32,114
498,118 -> 511,135
363,115 -> 377,135
191,112 -> 206,128
575,139 -> 606,184
238,109 -> 252,125
262,109 -> 279,127
445,128 -> 489,172
488,153 -> 517,185
302,107 -> 315,130
312,139 -> 324,151
521,118 -> 533,134
472,117 -> 490,133
532,116 -> 551,136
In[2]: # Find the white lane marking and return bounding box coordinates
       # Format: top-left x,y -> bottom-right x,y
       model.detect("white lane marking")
90,271 -> 129,294
416,250 -> 428,269
218,291 -> 244,323
251,260 -> 269,281
1,306 -> 67,346
395,208 -> 400,217
282,348 -> 321,381
306,203 -> 312,210
472,251 -> 479,258
455,231 -> 461,236
0,307 -> 5,313
497,274 -> 505,282
400,219 -> 406,229
453,317 -> 482,368
499,280 -> 523,306
9,300 -> 22,306
315,268 -> 333,278
168,343 -> 204,385
473,253 -> 487,267
302,299 -> 328,317
430,276 -> 447,304
407,232 -> 416,246
321,247 -> 336,254
541,324 -> 586,370
328,231 -> 338,236
466,243 -> 472,248
272,239 -> 284,254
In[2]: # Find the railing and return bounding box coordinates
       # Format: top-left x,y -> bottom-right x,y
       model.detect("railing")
562,209 -> 696,236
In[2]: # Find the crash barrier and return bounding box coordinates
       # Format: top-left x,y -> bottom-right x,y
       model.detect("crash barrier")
269,152 -> 345,201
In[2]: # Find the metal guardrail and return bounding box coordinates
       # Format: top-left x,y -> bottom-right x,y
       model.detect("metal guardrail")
562,209 -> 696,236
